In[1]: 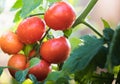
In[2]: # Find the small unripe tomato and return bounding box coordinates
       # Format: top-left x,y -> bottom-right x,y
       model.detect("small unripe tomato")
40,37 -> 71,64
44,1 -> 76,30
26,60 -> 51,81
0,31 -> 23,54
8,54 -> 27,77
16,16 -> 46,44
22,79 -> 33,84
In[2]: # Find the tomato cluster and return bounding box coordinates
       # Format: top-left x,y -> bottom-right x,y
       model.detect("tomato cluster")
0,1 -> 75,81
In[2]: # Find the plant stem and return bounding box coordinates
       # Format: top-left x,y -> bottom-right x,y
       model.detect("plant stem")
1,66 -> 19,70
82,21 -> 103,37
29,13 -> 44,17
40,28 -> 51,45
72,0 -> 98,28
58,63 -> 64,71
32,28 -> 51,59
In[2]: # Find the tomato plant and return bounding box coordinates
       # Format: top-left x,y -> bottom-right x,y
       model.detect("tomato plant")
0,0 -> 120,84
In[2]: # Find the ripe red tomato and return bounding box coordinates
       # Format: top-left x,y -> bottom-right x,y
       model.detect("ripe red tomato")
40,37 -> 71,64
8,54 -> 27,77
16,16 -> 46,44
0,31 -> 24,54
44,1 -> 76,30
26,60 -> 51,81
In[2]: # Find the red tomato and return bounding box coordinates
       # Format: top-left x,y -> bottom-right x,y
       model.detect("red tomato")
0,31 -> 23,54
8,54 -> 27,77
16,16 -> 46,44
40,37 -> 71,64
26,60 -> 51,81
44,1 -> 76,30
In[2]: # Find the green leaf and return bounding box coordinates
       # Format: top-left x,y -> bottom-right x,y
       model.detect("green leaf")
21,0 -> 43,18
48,0 -> 61,5
14,10 -> 22,22
103,28 -> 114,42
74,46 -> 108,83
45,71 -> 69,84
0,67 -> 4,76
106,25 -> 120,71
48,0 -> 61,3
15,69 -> 29,82
45,71 -> 63,82
92,46 -> 108,68
29,57 -> 40,68
10,0 -> 22,11
45,81 -> 55,84
62,35 -> 104,73
91,72 -> 114,84
55,77 -> 69,84
63,29 -> 72,38
101,18 -> 110,28
23,44 -> 33,56
29,74 -> 40,84
69,37 -> 82,51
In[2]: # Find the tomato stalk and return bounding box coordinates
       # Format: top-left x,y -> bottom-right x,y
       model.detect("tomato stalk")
29,28 -> 51,59
82,21 -> 103,37
72,0 -> 103,37
39,28 -> 51,45
29,13 -> 44,17
58,63 -> 64,71
72,0 -> 98,27
0,66 -> 19,71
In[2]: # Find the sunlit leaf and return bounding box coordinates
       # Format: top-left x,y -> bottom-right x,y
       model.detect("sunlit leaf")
13,10 -> 22,22
21,0 -> 43,18
101,18 -> 110,28
69,37 -> 82,51
11,0 -> 22,11
29,57 -> 40,68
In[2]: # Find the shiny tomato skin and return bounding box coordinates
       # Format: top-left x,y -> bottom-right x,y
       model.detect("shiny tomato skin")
0,31 -> 24,54
26,60 -> 51,81
44,1 -> 76,30
8,54 -> 27,77
40,37 -> 71,64
17,16 -> 46,44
